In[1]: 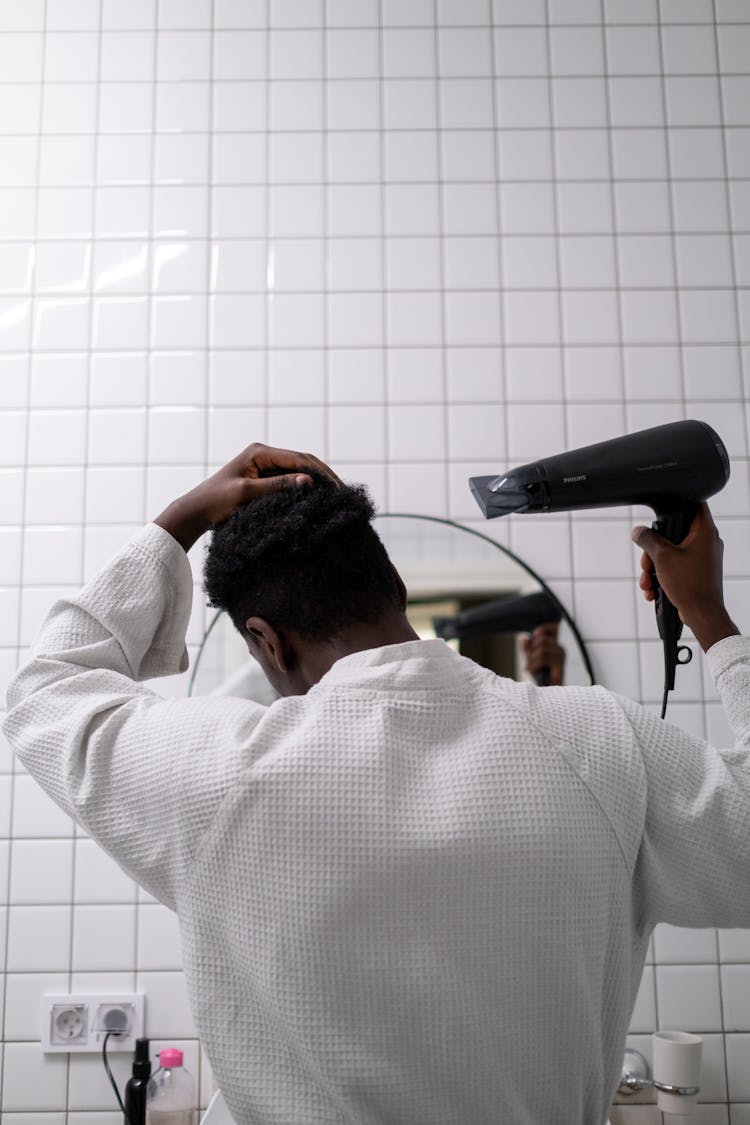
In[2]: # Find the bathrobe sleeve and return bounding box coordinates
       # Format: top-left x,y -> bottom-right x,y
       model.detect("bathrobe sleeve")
614,635 -> 750,929
3,523 -> 265,911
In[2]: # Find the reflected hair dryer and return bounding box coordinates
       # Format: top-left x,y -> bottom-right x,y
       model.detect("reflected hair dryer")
469,420 -> 730,716
433,590 -> 562,687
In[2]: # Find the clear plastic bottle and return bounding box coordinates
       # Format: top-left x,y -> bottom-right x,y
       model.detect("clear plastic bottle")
145,1048 -> 196,1125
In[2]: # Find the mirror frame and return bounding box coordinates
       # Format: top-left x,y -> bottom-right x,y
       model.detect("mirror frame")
188,511 -> 596,694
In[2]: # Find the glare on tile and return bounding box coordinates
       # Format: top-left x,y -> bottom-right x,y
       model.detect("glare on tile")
93,297 -> 149,350
36,243 -> 90,294
152,243 -> 188,288
94,244 -> 148,293
33,298 -> 90,350
0,300 -> 31,350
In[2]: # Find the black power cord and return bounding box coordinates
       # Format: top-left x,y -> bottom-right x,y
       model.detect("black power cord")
102,1031 -> 134,1125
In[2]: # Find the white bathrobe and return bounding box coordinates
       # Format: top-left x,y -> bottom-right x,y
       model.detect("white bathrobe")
5,523 -> 750,1125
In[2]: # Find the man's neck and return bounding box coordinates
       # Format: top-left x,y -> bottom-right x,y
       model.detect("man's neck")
294,614 -> 420,691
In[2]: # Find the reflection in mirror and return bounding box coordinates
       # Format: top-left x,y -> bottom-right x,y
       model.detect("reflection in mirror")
189,514 -> 594,699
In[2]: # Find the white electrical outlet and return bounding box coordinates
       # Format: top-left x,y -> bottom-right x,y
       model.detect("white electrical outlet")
50,1002 -> 88,1046
42,994 -> 145,1053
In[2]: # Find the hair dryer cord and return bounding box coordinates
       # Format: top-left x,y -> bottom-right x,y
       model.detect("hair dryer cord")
652,508 -> 696,719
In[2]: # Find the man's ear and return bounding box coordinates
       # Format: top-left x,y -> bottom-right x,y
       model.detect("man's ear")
245,616 -> 291,674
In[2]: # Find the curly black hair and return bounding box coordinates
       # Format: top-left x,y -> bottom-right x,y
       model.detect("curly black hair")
203,471 -> 403,641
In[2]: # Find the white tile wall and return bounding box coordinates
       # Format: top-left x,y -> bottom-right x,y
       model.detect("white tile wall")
0,0 -> 749,1116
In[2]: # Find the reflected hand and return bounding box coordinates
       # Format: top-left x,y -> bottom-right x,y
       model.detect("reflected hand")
154,443 -> 342,552
522,622 -> 566,686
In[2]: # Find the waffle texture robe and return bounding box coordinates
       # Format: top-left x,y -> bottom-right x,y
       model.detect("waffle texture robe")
5,523 -> 750,1125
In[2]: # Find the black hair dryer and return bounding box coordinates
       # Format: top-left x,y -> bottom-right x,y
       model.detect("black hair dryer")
433,591 -> 562,687
468,420 -> 730,715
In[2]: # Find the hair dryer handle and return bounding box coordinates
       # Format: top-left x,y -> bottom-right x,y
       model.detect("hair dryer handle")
534,668 -> 551,687
650,507 -> 695,693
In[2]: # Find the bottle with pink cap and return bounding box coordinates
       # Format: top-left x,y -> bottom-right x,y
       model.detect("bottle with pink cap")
145,1047 -> 196,1125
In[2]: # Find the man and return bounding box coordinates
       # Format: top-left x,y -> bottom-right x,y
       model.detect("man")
5,443 -> 749,1125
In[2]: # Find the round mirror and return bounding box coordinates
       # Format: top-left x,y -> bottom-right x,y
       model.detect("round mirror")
189,513 -> 595,699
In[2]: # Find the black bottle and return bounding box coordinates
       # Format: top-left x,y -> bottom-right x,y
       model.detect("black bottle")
124,1038 -> 151,1125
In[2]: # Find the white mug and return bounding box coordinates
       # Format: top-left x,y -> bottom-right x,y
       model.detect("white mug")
652,1030 -> 702,1117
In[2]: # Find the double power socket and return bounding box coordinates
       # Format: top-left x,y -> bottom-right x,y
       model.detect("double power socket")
41,993 -> 145,1053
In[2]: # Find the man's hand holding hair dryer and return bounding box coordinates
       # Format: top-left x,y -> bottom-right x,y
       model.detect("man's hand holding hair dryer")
632,500 -> 739,654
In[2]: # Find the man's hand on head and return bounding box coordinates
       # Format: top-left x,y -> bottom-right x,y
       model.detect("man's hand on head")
154,443 -> 342,552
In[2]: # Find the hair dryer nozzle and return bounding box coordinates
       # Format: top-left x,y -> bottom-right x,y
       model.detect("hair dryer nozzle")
468,471 -> 544,519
